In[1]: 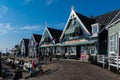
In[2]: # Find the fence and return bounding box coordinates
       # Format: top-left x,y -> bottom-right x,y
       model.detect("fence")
97,55 -> 108,68
108,56 -> 120,71
97,55 -> 120,72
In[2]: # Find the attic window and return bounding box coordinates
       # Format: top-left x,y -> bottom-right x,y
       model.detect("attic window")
74,26 -> 82,36
91,23 -> 99,35
44,37 -> 50,42
71,14 -> 75,19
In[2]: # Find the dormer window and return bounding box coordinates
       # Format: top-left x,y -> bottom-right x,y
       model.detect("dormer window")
91,23 -> 99,36
70,14 -> 75,19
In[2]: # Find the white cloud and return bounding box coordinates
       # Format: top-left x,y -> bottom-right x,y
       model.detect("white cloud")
46,0 -> 59,6
0,23 -> 42,34
20,25 -> 41,31
0,23 -> 12,34
0,6 -> 9,18
55,22 -> 65,27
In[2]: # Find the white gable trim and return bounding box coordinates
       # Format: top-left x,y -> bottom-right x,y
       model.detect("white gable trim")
60,10 -> 72,40
107,11 -> 120,27
39,27 -> 55,45
28,34 -> 36,47
106,19 -> 120,30
73,10 -> 91,35
60,9 -> 91,40
39,27 -> 47,45
20,39 -> 23,47
32,34 -> 36,42
46,28 -> 55,44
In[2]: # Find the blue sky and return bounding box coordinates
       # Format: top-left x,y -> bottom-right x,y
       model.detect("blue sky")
0,0 -> 120,53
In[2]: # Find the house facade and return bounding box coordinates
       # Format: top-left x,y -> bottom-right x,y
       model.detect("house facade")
59,9 -> 98,59
20,38 -> 29,57
106,11 -> 120,57
28,34 -> 42,58
39,27 -> 62,57
95,10 -> 120,55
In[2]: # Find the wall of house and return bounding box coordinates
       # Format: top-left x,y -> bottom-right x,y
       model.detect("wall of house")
20,41 -> 25,56
108,22 -> 120,34
108,22 -> 120,56
28,37 -> 35,57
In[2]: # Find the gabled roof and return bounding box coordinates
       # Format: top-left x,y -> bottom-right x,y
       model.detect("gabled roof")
32,34 -> 42,43
61,8 -> 120,39
75,12 -> 95,33
23,38 -> 29,47
94,9 -> 120,30
47,27 -> 62,43
60,9 -> 92,39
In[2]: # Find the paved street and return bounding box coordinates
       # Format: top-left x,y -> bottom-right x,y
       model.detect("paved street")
34,60 -> 120,80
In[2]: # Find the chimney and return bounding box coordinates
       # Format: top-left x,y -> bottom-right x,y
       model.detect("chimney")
89,15 -> 93,19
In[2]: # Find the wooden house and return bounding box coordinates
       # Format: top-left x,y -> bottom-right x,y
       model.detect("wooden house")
28,34 -> 42,58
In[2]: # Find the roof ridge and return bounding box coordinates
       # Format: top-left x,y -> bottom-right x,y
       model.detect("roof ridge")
75,11 -> 90,19
23,38 -> 29,40
94,9 -> 120,18
47,27 -> 63,31
107,11 -> 120,25
32,33 -> 41,36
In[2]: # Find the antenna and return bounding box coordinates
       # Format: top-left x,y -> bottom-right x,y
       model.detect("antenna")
71,5 -> 74,11
45,21 -> 48,28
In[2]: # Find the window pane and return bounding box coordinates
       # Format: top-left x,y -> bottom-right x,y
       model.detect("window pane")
109,33 -> 118,52
92,26 -> 98,33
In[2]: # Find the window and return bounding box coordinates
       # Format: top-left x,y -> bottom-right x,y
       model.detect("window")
44,37 -> 51,42
90,46 -> 97,54
74,26 -> 82,36
109,33 -> 118,53
70,47 -> 76,53
92,25 -> 98,33
92,26 -> 98,33
91,23 -> 99,35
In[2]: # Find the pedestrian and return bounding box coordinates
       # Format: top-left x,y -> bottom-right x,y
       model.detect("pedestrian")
32,59 -> 35,70
28,61 -> 33,77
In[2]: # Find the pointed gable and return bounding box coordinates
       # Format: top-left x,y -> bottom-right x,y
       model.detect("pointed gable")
60,9 -> 94,40
23,38 -> 29,47
40,27 -> 62,45
40,27 -> 51,44
32,34 -> 42,43
47,27 -> 62,43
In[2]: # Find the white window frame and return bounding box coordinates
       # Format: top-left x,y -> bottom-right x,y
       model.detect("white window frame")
91,23 -> 99,36
109,33 -> 118,55
70,47 -> 76,55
